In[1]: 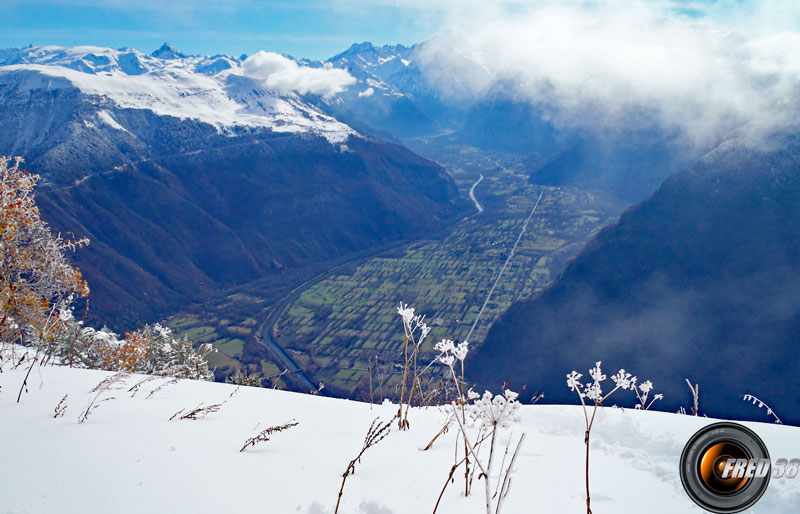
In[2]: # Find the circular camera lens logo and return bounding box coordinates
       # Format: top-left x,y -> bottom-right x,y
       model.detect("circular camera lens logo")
680,422 -> 771,513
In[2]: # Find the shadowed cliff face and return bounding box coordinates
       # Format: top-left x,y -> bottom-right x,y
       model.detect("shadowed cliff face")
470,130 -> 800,425
1,81 -> 466,329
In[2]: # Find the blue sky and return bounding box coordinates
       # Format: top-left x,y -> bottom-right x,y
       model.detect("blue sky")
3,1 -> 796,61
3,1 -> 448,60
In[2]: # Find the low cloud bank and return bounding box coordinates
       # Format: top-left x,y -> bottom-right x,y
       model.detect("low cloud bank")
241,51 -> 355,97
414,0 -> 800,147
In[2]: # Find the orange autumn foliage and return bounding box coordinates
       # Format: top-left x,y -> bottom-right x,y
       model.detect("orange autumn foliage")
0,156 -> 89,343
97,329 -> 150,371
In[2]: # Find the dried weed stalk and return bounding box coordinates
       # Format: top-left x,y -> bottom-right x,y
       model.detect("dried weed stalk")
90,371 -> 129,393
170,401 -> 224,421
77,372 -> 129,423
78,394 -> 115,423
742,394 -> 782,424
451,390 -> 523,514
396,303 -> 432,430
334,417 -> 392,514
685,378 -> 700,416
53,394 -> 68,418
432,430 -> 493,514
146,377 -> 179,399
128,375 -> 158,397
239,420 -> 299,452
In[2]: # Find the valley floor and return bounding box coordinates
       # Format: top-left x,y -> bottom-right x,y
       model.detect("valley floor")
1,363 -> 798,513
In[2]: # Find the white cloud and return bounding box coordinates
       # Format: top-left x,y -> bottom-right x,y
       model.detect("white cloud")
241,51 -> 355,97
413,0 -> 800,147
358,87 -> 375,97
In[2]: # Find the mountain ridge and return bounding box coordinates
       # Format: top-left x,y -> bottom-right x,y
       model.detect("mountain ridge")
0,43 -> 469,329
468,127 -> 800,425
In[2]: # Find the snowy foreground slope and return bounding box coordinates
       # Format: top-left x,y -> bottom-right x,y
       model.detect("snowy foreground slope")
1,365 -> 799,514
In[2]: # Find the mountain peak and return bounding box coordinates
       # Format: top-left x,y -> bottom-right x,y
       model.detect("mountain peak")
151,43 -> 187,60
347,41 -> 376,53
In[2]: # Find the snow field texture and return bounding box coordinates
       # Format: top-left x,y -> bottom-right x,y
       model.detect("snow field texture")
1,364 -> 799,514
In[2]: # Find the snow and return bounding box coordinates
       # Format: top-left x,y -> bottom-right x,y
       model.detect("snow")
0,45 -> 356,144
1,363 -> 799,514
97,110 -> 128,132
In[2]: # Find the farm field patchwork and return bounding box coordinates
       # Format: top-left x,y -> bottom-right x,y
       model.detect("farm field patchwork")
273,176 -> 621,396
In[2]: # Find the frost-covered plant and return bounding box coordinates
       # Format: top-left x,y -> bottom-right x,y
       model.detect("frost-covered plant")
396,302 -> 432,429
42,313 -> 215,381
226,368 -> 263,387
742,394 -> 782,424
567,362 -> 651,514
434,338 -> 469,394
685,378 -> 700,416
633,379 -> 664,410
0,156 -> 89,349
0,157 -> 214,401
451,389 -> 524,514
430,337 -> 525,513
135,323 -> 215,380
0,156 -> 89,401
435,337 -> 473,495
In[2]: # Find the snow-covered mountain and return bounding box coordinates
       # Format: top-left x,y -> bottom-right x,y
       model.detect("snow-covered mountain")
326,42 -> 418,98
325,33 -> 493,106
311,41 -> 456,139
0,43 -> 355,145
316,38 -> 703,203
1,358 -> 799,513
0,43 -> 467,328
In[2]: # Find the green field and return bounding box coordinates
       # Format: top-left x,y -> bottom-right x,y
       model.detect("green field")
273,177 -> 620,395
164,164 -> 621,395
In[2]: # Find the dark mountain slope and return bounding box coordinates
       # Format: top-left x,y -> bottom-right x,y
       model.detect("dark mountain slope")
0,64 -> 467,329
35,131 -> 466,329
469,130 -> 800,424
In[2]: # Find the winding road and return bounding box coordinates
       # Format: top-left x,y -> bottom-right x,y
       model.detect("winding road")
469,174 -> 484,214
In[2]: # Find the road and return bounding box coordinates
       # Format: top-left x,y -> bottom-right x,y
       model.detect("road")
253,174 -> 488,393
464,189 -> 544,343
255,294 -> 319,394
469,174 -> 484,214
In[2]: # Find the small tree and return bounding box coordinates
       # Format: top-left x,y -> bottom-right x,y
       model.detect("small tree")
0,156 -> 89,346
53,316 -> 215,380
1,156 -> 214,396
